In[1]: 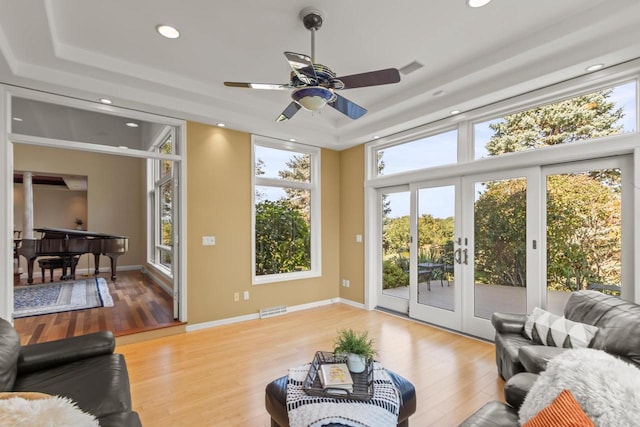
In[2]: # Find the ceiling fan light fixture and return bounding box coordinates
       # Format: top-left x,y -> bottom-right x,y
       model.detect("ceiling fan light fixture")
291,87 -> 335,111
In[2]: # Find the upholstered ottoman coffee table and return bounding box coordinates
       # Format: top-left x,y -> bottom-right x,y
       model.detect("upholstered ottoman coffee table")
265,369 -> 416,427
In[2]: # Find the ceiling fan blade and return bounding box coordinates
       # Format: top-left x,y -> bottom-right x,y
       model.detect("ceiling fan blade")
328,94 -> 367,119
276,102 -> 302,122
224,82 -> 291,90
284,52 -> 317,84
335,68 -> 401,89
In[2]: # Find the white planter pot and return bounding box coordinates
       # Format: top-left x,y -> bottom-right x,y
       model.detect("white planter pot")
346,353 -> 367,373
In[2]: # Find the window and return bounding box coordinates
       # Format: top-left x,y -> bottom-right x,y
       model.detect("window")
375,129 -> 457,176
252,137 -> 320,284
151,132 -> 174,274
474,81 -> 637,159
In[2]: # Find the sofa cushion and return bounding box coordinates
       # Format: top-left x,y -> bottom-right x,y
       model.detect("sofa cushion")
524,307 -> 597,349
494,332 -> 531,380
0,318 -> 20,392
521,389 -> 593,427
12,353 -> 133,420
564,290 -> 640,367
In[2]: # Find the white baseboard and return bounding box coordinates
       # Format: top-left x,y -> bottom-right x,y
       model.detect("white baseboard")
186,298 -> 341,332
334,298 -> 367,310
19,264 -> 141,279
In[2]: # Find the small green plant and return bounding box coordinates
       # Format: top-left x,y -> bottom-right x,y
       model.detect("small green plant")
334,329 -> 376,361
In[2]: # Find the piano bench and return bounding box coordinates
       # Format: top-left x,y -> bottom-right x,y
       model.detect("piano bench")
37,257 -> 77,282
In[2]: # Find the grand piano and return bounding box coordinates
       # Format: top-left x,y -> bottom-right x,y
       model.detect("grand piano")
16,227 -> 128,284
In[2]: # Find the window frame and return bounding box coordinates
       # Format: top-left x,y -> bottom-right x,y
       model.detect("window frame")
149,128 -> 175,278
251,135 -> 321,285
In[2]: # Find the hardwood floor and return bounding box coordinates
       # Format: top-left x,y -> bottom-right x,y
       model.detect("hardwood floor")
118,304 -> 505,427
14,270 -> 182,345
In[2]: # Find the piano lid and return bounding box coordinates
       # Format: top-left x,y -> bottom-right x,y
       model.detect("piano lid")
34,227 -> 128,239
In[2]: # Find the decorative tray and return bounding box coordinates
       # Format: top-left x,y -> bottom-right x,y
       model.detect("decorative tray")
303,351 -> 374,401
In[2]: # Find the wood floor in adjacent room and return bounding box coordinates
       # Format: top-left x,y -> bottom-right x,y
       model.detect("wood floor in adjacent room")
14,270 -> 182,345
117,303 -> 505,427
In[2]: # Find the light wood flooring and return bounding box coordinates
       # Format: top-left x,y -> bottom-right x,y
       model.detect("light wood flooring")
117,304 -> 504,427
14,270 -> 182,345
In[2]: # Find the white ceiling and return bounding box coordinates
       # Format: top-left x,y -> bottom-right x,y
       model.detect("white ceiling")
1,0 -> 639,150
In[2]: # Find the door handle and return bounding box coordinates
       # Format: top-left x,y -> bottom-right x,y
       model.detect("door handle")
454,248 -> 462,264
463,248 -> 468,265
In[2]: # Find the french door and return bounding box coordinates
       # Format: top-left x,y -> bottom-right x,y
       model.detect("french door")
376,157 -> 631,340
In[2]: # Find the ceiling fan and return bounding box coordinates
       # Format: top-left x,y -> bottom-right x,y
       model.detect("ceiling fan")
224,8 -> 401,122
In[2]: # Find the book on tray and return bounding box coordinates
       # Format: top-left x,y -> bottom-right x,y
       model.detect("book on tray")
319,363 -> 354,393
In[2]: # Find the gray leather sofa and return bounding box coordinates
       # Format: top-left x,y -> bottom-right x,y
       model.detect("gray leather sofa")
493,290 -> 640,380
0,317 -> 141,426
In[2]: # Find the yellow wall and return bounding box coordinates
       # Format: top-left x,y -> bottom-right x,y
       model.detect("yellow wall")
186,122 -> 343,323
13,145 -> 146,270
339,145 -> 365,303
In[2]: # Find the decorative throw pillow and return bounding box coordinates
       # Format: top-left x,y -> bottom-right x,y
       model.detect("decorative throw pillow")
522,389 -> 594,427
523,307 -> 598,348
519,348 -> 640,427
0,395 -> 99,427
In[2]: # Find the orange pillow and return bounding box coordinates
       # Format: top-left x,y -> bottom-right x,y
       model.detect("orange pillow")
522,389 -> 594,427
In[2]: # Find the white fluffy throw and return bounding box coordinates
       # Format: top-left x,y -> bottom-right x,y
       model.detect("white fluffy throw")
0,396 -> 99,427
519,348 -> 640,427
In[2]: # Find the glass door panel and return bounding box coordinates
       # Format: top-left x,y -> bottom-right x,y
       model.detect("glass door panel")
544,158 -> 628,314
377,188 -> 410,313
416,186 -> 456,311
473,177 -> 528,319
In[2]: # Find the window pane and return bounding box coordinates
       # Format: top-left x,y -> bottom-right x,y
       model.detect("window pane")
381,191 -> 410,299
160,181 -> 172,246
255,185 -> 311,275
474,81 -> 637,160
160,137 -> 173,176
546,169 -> 621,313
159,249 -> 172,269
376,130 -> 457,176
255,145 -> 310,182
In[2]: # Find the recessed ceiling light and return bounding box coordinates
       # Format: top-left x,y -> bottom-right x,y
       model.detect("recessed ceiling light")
99,98 -> 112,104
216,123 -> 226,127
156,24 -> 180,39
585,63 -> 604,72
450,110 -> 461,115
12,117 -> 23,122
373,135 -> 381,139
126,122 -> 139,128
289,138 -> 296,142
467,0 -> 492,7
118,146 -> 129,150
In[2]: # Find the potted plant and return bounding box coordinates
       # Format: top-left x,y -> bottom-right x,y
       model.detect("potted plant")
334,329 -> 376,373
74,218 -> 84,230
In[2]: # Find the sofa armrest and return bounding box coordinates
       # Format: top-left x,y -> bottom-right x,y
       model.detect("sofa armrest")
491,312 -> 527,334
17,331 -> 115,374
504,372 -> 538,409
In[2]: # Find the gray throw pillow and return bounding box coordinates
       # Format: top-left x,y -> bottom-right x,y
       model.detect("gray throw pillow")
523,307 -> 598,348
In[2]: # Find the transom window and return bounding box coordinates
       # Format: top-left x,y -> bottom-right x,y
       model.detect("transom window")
474,81 -> 637,159
252,137 -> 320,284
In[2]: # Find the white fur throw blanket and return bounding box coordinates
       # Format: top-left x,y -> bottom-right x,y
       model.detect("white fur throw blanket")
519,348 -> 640,427
287,362 -> 399,427
0,395 -> 99,427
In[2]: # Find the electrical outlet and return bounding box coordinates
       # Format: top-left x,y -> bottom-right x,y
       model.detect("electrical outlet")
243,291 -> 250,300
341,279 -> 350,287
233,292 -> 239,302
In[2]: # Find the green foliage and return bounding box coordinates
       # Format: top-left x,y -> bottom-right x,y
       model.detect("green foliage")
255,199 -> 310,275
382,256 -> 409,289
334,329 -> 376,361
486,89 -> 623,155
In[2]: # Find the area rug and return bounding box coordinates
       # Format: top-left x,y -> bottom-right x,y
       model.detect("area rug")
13,278 -> 114,318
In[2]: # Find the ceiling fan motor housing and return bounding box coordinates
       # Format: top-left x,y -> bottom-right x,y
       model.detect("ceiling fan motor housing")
300,8 -> 324,31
